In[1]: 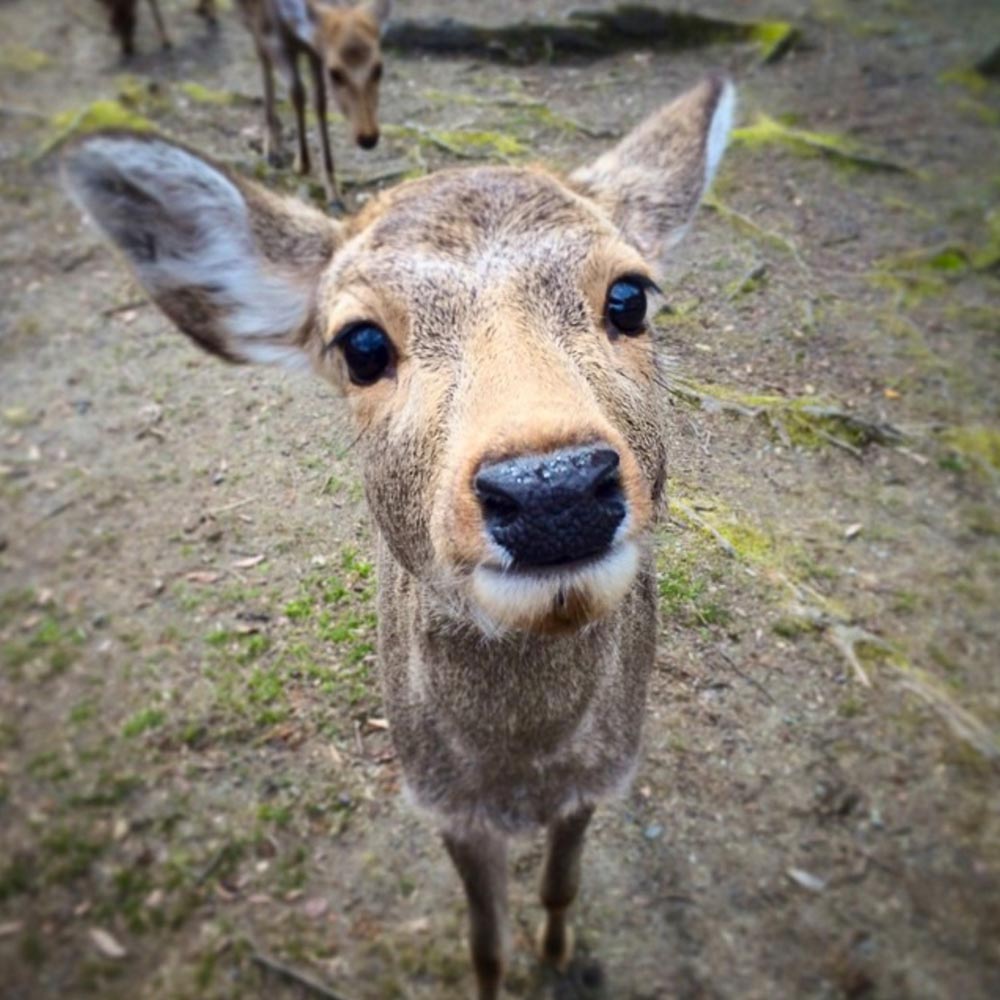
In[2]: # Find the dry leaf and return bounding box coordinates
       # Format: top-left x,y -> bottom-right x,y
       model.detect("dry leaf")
90,927 -> 127,959
303,896 -> 329,919
232,554 -> 265,569
185,570 -> 220,585
786,867 -> 826,892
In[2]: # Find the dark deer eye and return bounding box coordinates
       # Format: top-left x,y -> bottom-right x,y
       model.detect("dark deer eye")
335,323 -> 394,385
329,67 -> 347,87
605,277 -> 650,336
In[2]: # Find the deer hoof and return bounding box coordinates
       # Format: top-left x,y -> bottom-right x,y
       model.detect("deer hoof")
536,919 -> 574,972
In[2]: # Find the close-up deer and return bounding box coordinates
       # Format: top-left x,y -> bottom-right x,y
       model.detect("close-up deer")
62,75 -> 734,998
236,0 -> 392,209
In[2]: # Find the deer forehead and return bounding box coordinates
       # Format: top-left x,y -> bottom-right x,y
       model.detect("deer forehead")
316,7 -> 379,67
319,167 -> 647,346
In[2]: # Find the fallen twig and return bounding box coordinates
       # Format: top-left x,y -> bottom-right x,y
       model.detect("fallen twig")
717,648 -> 776,704
252,950 -> 351,1000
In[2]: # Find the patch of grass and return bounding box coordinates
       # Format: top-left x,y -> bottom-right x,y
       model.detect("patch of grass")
657,564 -> 730,627
257,802 -> 292,827
122,706 -> 166,738
939,425 -> 1000,478
2,614 -> 84,677
41,826 -> 105,885
284,597 -> 313,621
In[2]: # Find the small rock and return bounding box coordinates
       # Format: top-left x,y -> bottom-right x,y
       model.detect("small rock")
844,523 -> 863,541
643,823 -> 664,841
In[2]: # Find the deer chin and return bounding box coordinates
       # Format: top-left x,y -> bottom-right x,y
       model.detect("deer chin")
469,541 -> 640,637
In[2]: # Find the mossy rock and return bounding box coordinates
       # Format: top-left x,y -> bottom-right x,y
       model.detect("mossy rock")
36,99 -> 154,162
383,6 -> 799,64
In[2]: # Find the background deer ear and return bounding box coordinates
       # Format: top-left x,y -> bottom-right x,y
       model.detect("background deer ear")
364,0 -> 392,30
571,77 -> 735,273
62,133 -> 341,369
277,0 -> 317,47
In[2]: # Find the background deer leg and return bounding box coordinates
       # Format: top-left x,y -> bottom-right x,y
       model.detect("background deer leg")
443,825 -> 508,1000
145,0 -> 172,49
256,48 -> 286,168
307,53 -> 341,211
195,0 -> 217,26
288,57 -> 310,177
537,803 -> 595,969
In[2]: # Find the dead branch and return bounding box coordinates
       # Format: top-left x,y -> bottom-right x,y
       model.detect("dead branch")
252,950 -> 351,1000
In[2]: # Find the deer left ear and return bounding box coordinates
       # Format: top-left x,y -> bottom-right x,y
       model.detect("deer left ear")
571,76 -> 735,274
62,132 -> 341,368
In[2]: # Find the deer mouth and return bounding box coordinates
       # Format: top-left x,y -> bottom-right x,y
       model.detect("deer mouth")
470,539 -> 640,635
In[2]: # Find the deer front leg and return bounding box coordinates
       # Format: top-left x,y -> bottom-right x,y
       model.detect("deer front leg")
145,0 -> 172,49
537,803 -> 595,970
443,824 -> 509,1000
307,53 -> 343,212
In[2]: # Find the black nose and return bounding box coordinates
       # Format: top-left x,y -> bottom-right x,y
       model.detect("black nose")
357,132 -> 379,149
474,446 -> 626,568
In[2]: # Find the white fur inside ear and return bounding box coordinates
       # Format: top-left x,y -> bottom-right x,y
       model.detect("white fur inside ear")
704,80 -> 736,193
65,136 -> 312,369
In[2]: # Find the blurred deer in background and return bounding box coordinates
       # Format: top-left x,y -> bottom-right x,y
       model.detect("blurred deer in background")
237,0 -> 391,210
98,0 -> 217,56
64,75 -> 734,999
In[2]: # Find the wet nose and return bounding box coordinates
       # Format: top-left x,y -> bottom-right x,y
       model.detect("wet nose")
357,131 -> 379,149
474,445 -> 626,568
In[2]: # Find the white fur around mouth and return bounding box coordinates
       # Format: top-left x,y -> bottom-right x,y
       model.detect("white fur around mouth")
471,541 -> 640,632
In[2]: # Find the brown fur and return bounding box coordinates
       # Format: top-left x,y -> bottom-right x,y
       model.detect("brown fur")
236,0 -> 390,207
63,76 -> 734,999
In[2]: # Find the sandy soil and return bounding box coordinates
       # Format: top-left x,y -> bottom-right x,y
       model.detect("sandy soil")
1,1 -> 998,997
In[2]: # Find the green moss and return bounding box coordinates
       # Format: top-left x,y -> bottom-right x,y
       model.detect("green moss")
0,45 -> 51,73
429,128 -> 527,159
750,22 -> 798,63
179,81 -> 237,105
675,380 -> 897,452
939,66 -> 990,94
772,614 -> 821,638
731,113 -> 911,173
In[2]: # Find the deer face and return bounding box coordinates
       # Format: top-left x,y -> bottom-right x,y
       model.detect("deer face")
313,0 -> 389,149
63,77 -> 734,636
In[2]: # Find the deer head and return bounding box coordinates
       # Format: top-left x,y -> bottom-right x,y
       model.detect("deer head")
63,77 -> 734,637
288,0 -> 391,149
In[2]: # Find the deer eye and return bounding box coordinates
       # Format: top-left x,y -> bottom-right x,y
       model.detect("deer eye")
335,323 -> 394,385
604,277 -> 650,336
370,62 -> 383,84
329,67 -> 347,87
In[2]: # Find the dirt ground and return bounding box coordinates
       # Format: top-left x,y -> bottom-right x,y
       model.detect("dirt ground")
1,0 -> 998,997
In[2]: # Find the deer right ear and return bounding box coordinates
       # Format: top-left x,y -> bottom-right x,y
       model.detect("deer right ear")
62,132 -> 341,368
571,77 -> 735,275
